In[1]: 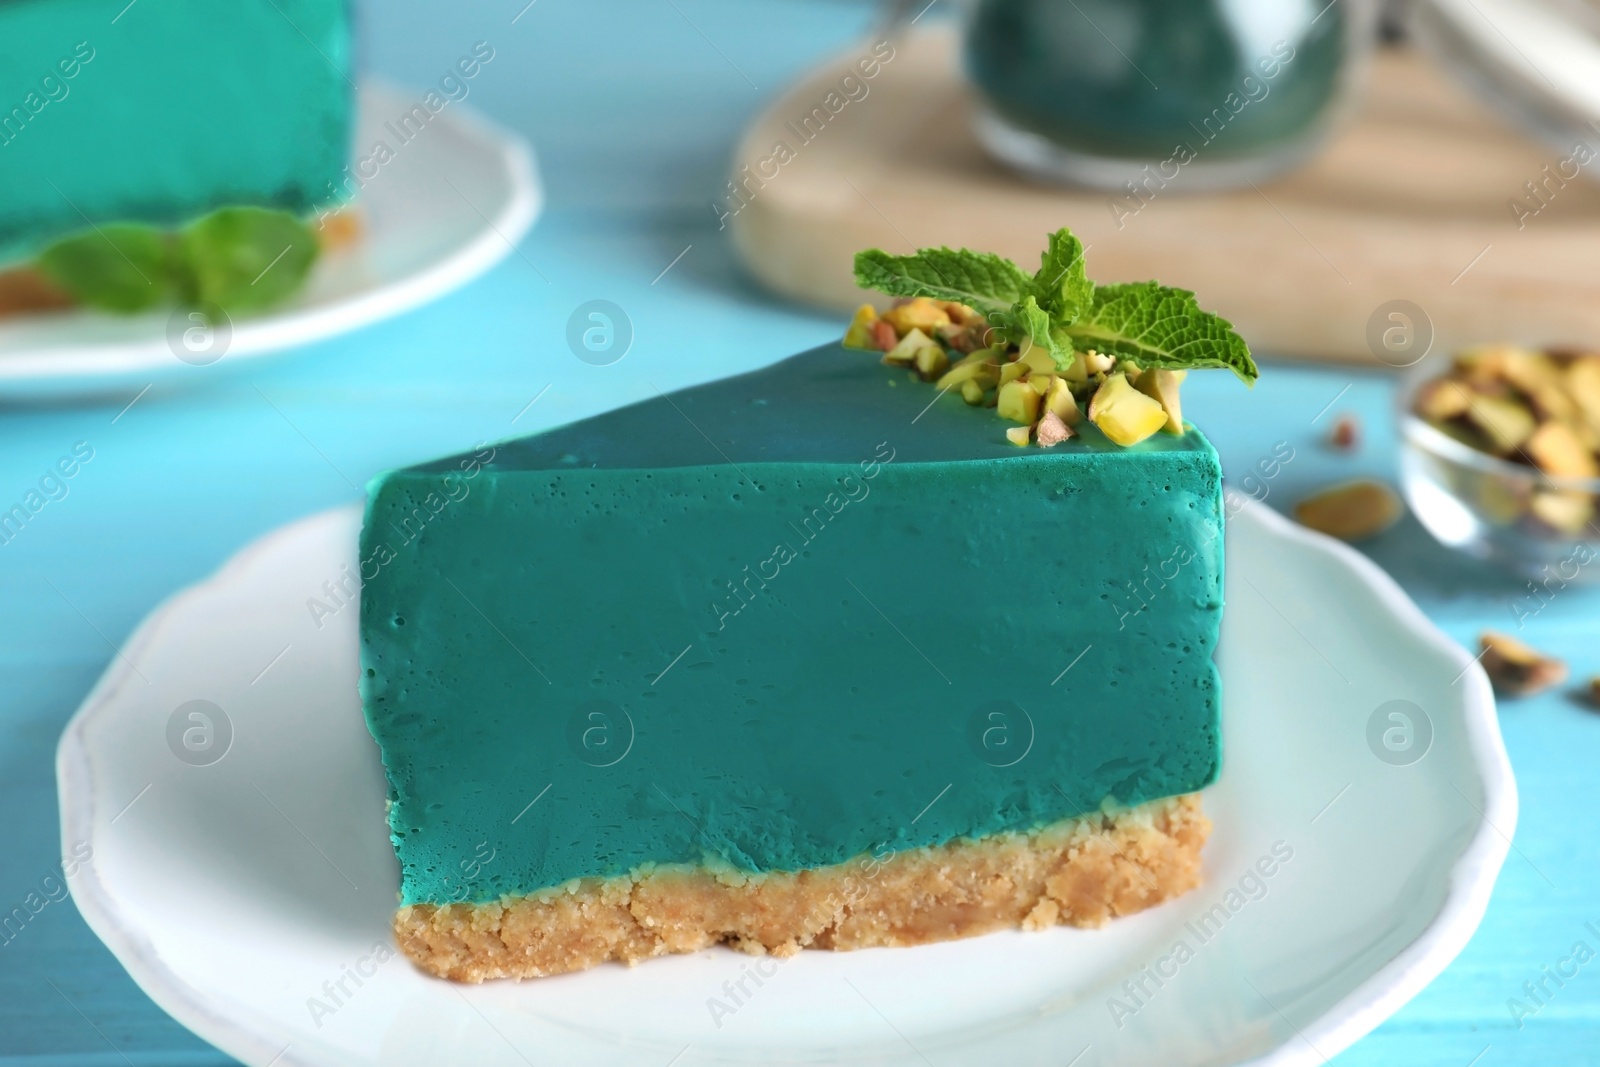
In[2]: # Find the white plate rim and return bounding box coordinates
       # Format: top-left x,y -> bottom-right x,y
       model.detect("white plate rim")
55,497 -> 1515,1067
0,81 -> 541,390
1235,502 -> 1514,1066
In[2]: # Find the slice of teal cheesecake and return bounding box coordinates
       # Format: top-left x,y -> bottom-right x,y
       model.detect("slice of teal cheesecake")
362,229 -> 1251,980
361,342 -> 1226,980
0,0 -> 351,263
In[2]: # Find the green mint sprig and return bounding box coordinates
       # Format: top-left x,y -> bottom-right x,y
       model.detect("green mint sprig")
1060,281 -> 1257,382
35,223 -> 180,313
853,246 -> 1030,313
36,206 -> 320,316
852,227 -> 1257,385
183,207 -> 320,313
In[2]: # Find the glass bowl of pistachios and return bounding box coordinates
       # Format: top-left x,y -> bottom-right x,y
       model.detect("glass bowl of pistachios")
1399,346 -> 1600,580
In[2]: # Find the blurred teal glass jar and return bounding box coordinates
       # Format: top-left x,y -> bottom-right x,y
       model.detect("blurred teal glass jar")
962,0 -> 1378,189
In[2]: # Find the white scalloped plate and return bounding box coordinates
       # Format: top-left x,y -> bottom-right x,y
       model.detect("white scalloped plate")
0,83 -> 540,400
58,496 -> 1513,1067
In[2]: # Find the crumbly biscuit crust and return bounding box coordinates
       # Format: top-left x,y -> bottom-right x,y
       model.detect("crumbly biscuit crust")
395,794 -> 1209,982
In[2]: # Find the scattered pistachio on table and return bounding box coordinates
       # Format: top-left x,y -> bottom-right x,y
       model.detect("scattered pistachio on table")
1328,414 -> 1360,451
1292,480 -> 1403,541
1479,630 -> 1569,697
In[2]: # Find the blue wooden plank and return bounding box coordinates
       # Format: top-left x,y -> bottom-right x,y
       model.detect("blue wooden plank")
2,1 -> 1597,1064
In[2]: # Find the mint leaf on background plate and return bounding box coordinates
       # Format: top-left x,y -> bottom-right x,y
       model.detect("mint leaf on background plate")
183,207 -> 319,314
35,223 -> 179,313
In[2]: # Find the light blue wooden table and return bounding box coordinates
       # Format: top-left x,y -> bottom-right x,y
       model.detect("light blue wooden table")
3,1 -> 1597,1063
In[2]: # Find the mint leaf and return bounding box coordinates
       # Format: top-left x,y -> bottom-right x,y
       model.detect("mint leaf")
993,295 -> 1069,368
35,223 -> 177,312
854,247 -> 1030,313
1030,228 -> 1092,324
1061,282 -> 1258,384
183,207 -> 318,313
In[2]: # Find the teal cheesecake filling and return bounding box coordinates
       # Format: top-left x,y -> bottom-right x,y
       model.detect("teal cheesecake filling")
360,344 -> 1224,907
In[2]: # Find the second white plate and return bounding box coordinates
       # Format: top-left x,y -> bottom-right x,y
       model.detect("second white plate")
0,83 -> 540,400
57,496 -> 1514,1066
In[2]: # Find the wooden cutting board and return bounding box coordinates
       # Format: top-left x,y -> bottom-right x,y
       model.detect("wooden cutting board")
728,24 -> 1600,365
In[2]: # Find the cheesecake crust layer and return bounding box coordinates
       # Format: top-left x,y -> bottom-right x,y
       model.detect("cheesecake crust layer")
394,794 -> 1209,982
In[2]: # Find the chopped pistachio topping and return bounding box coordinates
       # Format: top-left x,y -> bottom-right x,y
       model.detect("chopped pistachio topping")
913,343 -> 949,381
845,299 -> 1187,448
844,228 -> 1255,448
1135,368 -> 1186,437
1088,373 -> 1167,446
842,304 -> 878,351
884,326 -> 933,365
1036,411 -> 1075,448
1044,377 -> 1080,426
997,379 -> 1041,425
